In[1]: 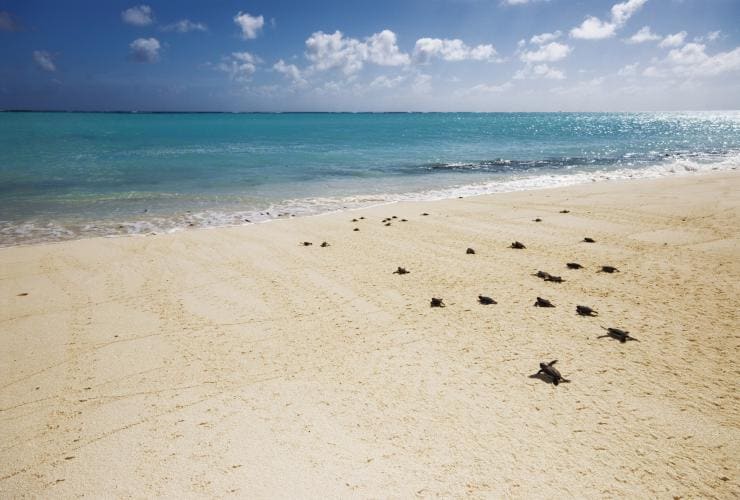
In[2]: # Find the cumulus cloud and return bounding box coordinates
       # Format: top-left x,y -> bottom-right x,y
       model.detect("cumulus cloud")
305,29 -> 410,75
161,19 -> 207,33
369,75 -> 405,89
273,59 -> 306,85
33,50 -> 56,72
530,31 -> 561,45
0,11 -> 22,32
413,38 -> 499,62
570,0 -> 648,40
514,63 -> 565,80
218,52 -> 261,81
626,26 -> 660,44
658,31 -> 687,48
617,62 -> 639,76
469,81 -> 513,92
519,42 -> 571,63
122,5 -> 153,26
640,42 -> 740,79
234,12 -> 264,39
129,37 -> 160,63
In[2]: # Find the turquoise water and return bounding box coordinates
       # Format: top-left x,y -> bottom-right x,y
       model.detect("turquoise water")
1,111 -> 738,245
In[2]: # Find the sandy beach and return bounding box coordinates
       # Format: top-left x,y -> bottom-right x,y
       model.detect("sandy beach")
1,171 -> 738,498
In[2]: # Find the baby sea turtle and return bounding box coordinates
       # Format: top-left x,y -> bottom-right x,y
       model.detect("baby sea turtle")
582,237 -> 596,243
430,297 -> 445,308
320,242 -> 330,247
393,267 -> 409,275
301,241 -> 313,246
576,305 -> 598,316
400,218 -> 408,222
359,216 -> 365,220
533,218 -> 542,222
353,228 -> 360,232
392,216 -> 397,219
534,297 -> 555,307
385,222 -> 392,226
422,212 -> 429,216
535,360 -> 570,385
510,241 -> 526,249
545,275 -> 564,283
534,271 -> 551,279
17,292 -> 28,297
566,262 -> 583,269
478,295 -> 497,305
351,218 -> 358,222
466,247 -> 476,254
599,327 -> 639,343
559,210 -> 570,213
598,266 -> 620,273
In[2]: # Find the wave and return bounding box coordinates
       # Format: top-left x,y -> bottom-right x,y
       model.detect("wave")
1,150 -> 737,247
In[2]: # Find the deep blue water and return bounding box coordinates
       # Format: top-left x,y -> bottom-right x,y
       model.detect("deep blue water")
0,111 -> 738,245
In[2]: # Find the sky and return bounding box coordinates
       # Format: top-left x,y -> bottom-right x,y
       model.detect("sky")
0,0 -> 739,111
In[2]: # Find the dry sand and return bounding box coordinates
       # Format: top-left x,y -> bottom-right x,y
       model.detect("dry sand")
1,172 -> 739,498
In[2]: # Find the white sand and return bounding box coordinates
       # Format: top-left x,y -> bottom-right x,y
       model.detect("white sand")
1,172 -> 739,497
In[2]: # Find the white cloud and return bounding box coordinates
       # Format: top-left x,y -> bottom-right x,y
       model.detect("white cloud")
413,38 -> 499,62
642,65 -> 664,78
33,50 -> 55,72
129,37 -> 160,63
218,51 -> 261,81
706,30 -> 721,42
234,11 -> 264,40
514,63 -> 565,80
412,73 -> 433,93
570,16 -> 616,40
617,62 -> 639,76
610,0 -> 648,26
369,75 -> 405,89
667,43 -> 707,65
570,0 -> 648,40
470,81 -> 513,92
122,5 -> 153,27
519,42 -> 571,63
0,10 -> 21,32
305,29 -> 409,75
161,19 -> 207,33
658,31 -> 687,48
530,31 -> 561,45
626,26 -> 660,44
273,59 -> 306,85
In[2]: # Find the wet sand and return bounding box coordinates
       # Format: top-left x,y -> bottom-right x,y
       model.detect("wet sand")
1,171 -> 739,498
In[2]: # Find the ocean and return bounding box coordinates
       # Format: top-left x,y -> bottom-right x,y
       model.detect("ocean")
1,111 -> 738,246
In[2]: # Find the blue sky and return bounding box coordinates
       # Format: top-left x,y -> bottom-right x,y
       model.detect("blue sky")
1,0 -> 739,111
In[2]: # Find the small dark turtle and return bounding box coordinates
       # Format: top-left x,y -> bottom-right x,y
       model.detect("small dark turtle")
421,212 -> 429,216
17,292 -> 28,296
320,241 -> 330,247
393,267 -> 409,275
353,228 -> 360,232
534,270 -> 551,280
391,216 -> 397,219
598,266 -> 620,273
400,218 -> 408,222
301,241 -> 313,246
559,210 -> 570,213
535,360 -> 570,385
466,247 -> 476,255
385,222 -> 392,226
533,218 -> 542,222
351,218 -> 358,222
599,326 -> 639,343
576,305 -> 598,316
566,262 -> 583,269
582,237 -> 596,243
478,295 -> 497,305
545,275 -> 564,283
534,297 -> 555,307
510,241 -> 526,249
430,297 -> 445,308
359,216 -> 365,220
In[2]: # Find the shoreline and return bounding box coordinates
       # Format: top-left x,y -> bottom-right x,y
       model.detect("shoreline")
1,172 -> 738,497
2,164 -> 736,250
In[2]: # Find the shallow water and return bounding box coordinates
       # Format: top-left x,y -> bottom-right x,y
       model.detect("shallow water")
1,111 -> 738,246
